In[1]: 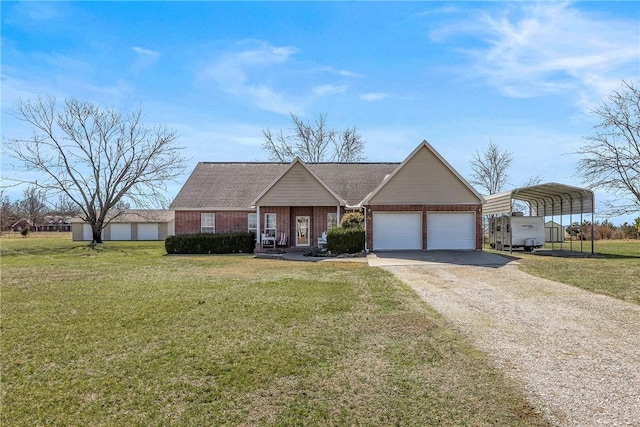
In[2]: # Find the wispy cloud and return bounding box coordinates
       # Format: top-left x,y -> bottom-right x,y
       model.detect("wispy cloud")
201,40 -> 362,114
131,46 -> 161,72
433,2 -> 639,106
132,46 -> 160,58
313,84 -> 347,96
316,66 -> 364,78
360,92 -> 389,102
202,40 -> 302,114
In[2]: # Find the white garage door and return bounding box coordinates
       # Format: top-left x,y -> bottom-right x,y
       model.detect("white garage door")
82,224 -> 104,241
427,212 -> 475,250
138,223 -> 159,240
373,212 -> 422,250
110,223 -> 131,240
82,224 -> 92,241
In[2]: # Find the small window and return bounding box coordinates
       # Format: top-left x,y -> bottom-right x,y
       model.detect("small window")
327,212 -> 338,230
201,213 -> 215,233
248,213 -> 257,233
264,213 -> 276,237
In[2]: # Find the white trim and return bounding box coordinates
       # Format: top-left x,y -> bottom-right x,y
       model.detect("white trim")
256,206 -> 261,243
200,213 -> 215,233
295,215 -> 311,246
171,207 -> 256,212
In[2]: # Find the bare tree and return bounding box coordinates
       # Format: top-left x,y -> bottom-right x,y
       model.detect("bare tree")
18,186 -> 47,232
262,113 -> 366,162
0,190 -> 18,232
3,96 -> 186,244
469,140 -> 513,195
577,80 -> 640,215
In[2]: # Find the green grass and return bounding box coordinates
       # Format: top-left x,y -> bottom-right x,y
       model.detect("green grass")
1,238 -> 548,426
497,240 -> 640,304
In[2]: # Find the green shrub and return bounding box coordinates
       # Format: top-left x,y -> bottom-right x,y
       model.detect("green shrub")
339,212 -> 364,229
165,232 -> 255,254
327,227 -> 365,254
20,227 -> 30,237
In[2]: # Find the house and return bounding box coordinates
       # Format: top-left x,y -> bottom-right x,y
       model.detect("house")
545,221 -> 566,243
70,210 -> 175,241
41,215 -> 72,232
170,141 -> 484,251
11,218 -> 32,232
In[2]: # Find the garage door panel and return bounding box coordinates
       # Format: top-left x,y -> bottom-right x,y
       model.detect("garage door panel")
427,213 -> 475,250
138,223 -> 159,240
110,223 -> 131,240
373,212 -> 422,250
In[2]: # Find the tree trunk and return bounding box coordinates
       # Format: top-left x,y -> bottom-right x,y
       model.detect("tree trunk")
92,224 -> 103,245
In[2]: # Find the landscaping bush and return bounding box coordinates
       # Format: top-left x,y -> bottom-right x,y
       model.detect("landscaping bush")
327,227 -> 365,254
339,212 -> 364,229
165,232 -> 255,254
20,227 -> 30,237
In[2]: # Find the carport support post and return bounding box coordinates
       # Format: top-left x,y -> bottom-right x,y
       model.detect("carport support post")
591,206 -> 595,255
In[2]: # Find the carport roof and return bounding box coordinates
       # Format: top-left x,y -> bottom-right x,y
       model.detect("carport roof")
482,182 -> 594,216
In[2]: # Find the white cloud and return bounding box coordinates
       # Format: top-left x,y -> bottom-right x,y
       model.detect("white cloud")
132,46 -> 161,58
360,92 -> 389,102
202,40 -> 302,114
435,3 -> 639,106
313,84 -> 348,96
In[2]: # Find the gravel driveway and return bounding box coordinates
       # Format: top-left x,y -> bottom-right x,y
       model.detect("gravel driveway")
382,260 -> 640,427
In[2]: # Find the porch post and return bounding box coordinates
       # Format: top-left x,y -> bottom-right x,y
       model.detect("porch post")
256,205 -> 261,249
336,206 -> 341,225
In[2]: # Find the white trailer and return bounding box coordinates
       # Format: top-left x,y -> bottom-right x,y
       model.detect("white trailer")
488,214 -> 545,252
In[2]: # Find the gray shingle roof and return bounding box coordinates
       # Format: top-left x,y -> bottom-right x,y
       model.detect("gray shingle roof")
170,162 -> 400,209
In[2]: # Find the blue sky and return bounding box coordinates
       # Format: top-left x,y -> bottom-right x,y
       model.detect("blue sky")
2,1 -> 639,224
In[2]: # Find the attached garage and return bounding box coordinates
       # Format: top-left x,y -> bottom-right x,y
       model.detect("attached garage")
373,212 -> 422,250
427,212 -> 476,250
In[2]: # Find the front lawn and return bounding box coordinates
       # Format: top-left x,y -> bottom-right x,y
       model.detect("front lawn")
500,240 -> 640,304
1,238 -> 547,426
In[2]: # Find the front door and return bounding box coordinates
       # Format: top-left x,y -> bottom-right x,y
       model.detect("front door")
296,216 -> 310,246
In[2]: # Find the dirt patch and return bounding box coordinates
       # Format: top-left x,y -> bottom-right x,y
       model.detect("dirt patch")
385,264 -> 640,427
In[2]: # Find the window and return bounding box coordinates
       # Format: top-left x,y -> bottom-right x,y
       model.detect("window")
201,213 -> 215,233
327,212 -> 338,230
264,213 -> 276,237
248,213 -> 257,233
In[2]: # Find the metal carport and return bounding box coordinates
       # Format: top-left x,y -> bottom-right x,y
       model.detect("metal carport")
483,183 -> 595,254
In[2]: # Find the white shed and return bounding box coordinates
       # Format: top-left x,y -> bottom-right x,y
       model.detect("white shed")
545,221 -> 565,243
71,210 -> 175,241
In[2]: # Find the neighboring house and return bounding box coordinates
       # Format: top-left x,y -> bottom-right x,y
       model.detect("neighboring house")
41,215 -> 72,232
70,210 -> 175,241
545,221 -> 566,243
171,141 -> 485,251
11,218 -> 32,232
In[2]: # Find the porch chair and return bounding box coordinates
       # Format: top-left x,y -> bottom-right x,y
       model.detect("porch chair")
261,233 -> 276,248
317,231 -> 327,248
277,232 -> 288,247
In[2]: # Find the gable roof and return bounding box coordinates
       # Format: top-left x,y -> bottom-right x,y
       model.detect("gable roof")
252,158 -> 347,206
361,140 -> 485,205
170,162 -> 399,210
69,210 -> 174,224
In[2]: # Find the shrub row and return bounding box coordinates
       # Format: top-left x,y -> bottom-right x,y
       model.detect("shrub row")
327,227 -> 365,254
165,232 -> 255,254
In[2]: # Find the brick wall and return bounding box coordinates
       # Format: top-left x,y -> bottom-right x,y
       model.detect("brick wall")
364,204 -> 483,250
174,210 -> 252,235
